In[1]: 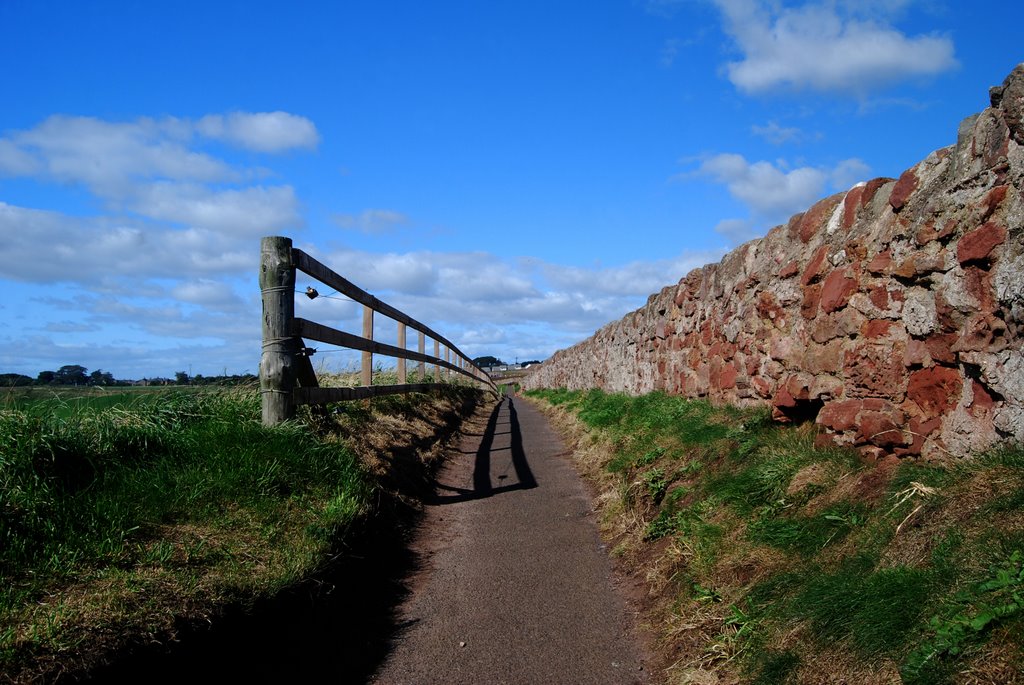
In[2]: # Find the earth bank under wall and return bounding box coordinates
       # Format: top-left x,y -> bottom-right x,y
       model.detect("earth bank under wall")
523,65 -> 1024,461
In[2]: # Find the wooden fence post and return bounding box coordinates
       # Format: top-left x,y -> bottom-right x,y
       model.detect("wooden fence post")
362,305 -> 373,387
260,236 -> 297,425
434,340 -> 440,381
397,322 -> 407,384
418,331 -> 426,380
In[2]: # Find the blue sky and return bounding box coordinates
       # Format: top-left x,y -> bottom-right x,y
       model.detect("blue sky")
1,0 -> 1021,379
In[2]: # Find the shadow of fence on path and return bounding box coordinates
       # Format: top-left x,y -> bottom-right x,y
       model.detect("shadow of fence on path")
430,397 -> 537,505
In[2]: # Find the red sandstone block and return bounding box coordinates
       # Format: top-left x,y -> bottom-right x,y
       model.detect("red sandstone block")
903,338 -> 932,368
843,341 -> 908,397
801,246 -> 830,285
700,321 -> 714,345
798,193 -> 844,243
970,379 -> 996,415
859,410 -> 910,448
911,416 -> 942,437
869,284 -> 891,310
811,315 -> 842,344
820,268 -> 859,314
916,219 -> 958,246
786,211 -> 806,241
861,177 -> 893,207
893,256 -> 924,279
779,261 -> 799,279
963,266 -> 998,313
889,167 -> 919,212
803,341 -> 844,374
907,366 -> 962,420
802,284 -> 821,320
862,319 -> 895,339
756,291 -> 785,325
957,222 -> 1007,264
720,363 -> 738,390
923,333 -> 957,365
773,385 -> 797,408
818,399 -> 863,431
843,185 -> 866,230
861,398 -> 892,412
785,374 -> 812,401
867,250 -> 892,275
752,376 -> 773,398
981,185 -> 1009,221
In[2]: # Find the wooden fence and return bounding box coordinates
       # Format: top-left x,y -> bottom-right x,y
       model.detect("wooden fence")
259,236 -> 496,425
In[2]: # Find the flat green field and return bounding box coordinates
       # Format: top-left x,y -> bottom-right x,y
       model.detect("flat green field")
2,386 -> 213,417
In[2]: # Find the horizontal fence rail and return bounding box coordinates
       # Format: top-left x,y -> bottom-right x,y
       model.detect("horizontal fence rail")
259,236 -> 496,425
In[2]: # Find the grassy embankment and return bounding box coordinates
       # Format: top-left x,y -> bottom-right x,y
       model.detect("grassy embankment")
1,377 -> 485,681
526,388 -> 1024,685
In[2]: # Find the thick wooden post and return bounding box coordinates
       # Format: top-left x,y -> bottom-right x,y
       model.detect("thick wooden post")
418,331 -> 426,380
397,322 -> 407,384
362,305 -> 373,386
260,236 -> 297,425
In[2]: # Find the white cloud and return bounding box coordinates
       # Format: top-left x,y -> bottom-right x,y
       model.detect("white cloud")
714,218 -> 758,244
751,120 -> 814,145
691,153 -> 870,240
0,203 -> 257,284
0,139 -> 43,176
830,157 -> 871,190
6,115 -> 235,197
127,182 -> 302,235
713,0 -> 957,96
297,245 -> 724,342
332,209 -> 410,235
42,321 -> 100,333
541,252 -> 720,297
0,112 -> 316,200
171,279 -> 246,310
196,112 -> 320,153
698,152 -> 828,217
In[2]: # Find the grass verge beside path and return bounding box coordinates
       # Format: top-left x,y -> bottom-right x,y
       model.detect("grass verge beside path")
526,388 -> 1024,685
1,384 -> 484,682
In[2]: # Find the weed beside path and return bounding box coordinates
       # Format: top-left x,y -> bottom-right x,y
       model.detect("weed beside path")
0,385 -> 484,682
527,388 -> 1024,685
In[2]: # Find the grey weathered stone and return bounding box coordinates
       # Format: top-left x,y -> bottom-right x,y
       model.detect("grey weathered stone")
902,288 -> 938,337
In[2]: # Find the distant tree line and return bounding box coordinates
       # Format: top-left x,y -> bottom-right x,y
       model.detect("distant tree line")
0,365 -> 256,388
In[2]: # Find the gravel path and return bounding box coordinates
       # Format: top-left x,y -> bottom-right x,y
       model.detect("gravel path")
372,396 -> 649,685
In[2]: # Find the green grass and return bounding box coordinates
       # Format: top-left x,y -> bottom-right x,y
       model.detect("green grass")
526,387 -> 1024,683
1,390 -> 366,580
1,384 -> 482,678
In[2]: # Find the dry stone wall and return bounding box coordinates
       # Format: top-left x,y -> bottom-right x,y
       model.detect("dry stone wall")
523,65 -> 1024,461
